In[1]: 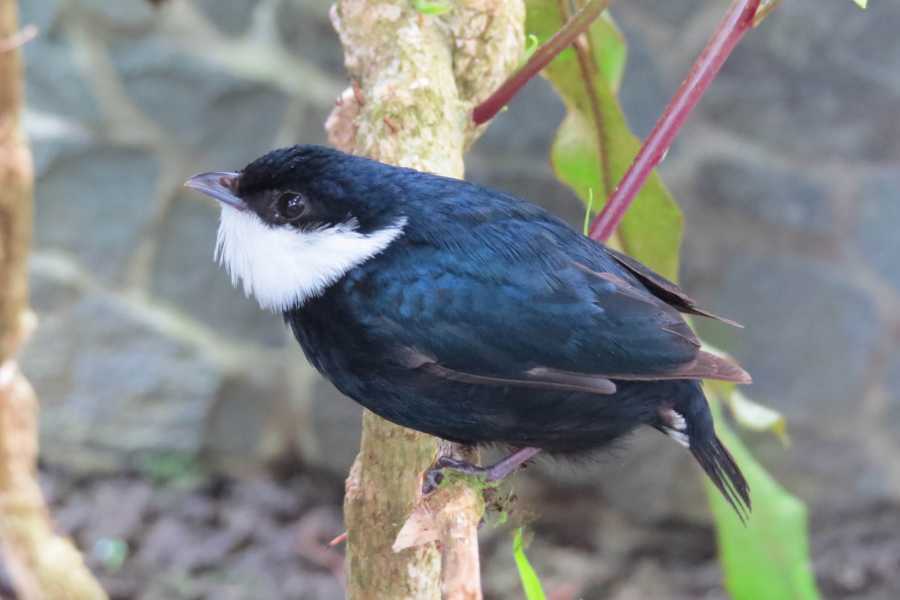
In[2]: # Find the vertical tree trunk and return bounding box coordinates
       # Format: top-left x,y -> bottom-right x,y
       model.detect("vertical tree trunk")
325,1 -> 523,598
0,3 -> 107,598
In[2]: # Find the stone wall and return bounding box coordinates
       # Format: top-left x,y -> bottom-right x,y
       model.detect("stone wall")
19,0 -> 900,525
618,0 -> 900,521
21,0 -> 347,476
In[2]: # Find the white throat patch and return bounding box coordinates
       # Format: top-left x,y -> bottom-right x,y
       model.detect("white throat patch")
215,206 -> 406,312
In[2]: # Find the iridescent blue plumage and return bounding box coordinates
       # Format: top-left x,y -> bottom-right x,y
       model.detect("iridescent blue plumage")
190,144 -> 752,517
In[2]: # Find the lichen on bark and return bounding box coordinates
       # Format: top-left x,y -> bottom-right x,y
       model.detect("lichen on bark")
325,1 -> 523,598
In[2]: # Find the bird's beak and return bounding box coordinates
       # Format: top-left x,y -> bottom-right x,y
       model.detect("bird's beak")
184,171 -> 246,211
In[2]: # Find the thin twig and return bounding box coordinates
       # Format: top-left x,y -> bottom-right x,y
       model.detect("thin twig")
472,0 -> 611,124
0,25 -> 37,53
588,0 -> 762,243
328,531 -> 348,546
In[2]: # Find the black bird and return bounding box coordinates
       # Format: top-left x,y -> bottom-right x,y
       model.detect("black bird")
185,145 -> 752,516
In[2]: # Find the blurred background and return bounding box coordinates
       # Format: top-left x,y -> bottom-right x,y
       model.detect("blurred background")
14,0 -> 900,598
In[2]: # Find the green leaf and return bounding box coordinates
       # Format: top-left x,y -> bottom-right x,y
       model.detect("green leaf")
582,188 -> 595,236
526,2 -> 683,279
852,0 -> 867,8
727,389 -> 790,446
527,5 -> 818,598
412,0 -> 452,16
705,395 -> 821,600
522,33 -> 540,66
513,528 -> 547,600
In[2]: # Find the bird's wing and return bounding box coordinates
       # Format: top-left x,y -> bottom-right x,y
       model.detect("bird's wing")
395,345 -> 620,394
348,195 -> 749,393
603,246 -> 742,327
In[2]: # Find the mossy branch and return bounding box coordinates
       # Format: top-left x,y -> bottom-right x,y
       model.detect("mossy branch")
325,1 -> 523,598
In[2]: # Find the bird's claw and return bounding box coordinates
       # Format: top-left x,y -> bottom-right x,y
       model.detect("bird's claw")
422,448 -> 541,495
422,456 -> 486,495
422,468 -> 444,495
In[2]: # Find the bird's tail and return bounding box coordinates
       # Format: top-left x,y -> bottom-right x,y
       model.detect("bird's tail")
691,435 -> 751,521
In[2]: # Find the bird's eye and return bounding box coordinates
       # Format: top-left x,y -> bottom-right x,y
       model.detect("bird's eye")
276,191 -> 307,221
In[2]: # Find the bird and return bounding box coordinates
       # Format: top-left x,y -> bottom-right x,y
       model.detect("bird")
185,144 -> 752,517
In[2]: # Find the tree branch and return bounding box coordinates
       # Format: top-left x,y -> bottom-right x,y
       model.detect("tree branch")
472,0 -> 610,125
325,1 -> 524,598
0,2 -> 107,599
588,0 -> 762,242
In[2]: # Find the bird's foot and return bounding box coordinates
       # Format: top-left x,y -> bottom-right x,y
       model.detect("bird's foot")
422,447 -> 542,495
422,456 -> 484,494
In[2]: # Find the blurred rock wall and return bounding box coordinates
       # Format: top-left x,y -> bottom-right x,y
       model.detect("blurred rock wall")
615,0 -> 900,522
20,0 -> 347,476
19,0 -> 900,523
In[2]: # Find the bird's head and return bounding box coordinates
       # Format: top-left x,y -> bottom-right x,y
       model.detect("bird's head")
185,145 -> 408,312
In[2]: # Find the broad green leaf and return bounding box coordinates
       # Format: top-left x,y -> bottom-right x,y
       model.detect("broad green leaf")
705,396 -> 821,600
513,528 -> 547,600
525,2 -> 683,279
852,0 -> 867,8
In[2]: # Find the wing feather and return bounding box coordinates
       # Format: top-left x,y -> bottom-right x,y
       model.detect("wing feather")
352,194 -> 750,390
605,247 -> 743,328
396,347 -> 618,394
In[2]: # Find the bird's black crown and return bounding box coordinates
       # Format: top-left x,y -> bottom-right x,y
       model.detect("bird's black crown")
236,145 -> 408,233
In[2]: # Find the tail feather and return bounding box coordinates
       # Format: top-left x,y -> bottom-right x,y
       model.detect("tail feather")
691,435 -> 751,521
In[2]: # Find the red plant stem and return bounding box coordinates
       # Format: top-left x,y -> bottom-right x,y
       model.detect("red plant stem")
472,0 -> 610,125
588,0 -> 762,243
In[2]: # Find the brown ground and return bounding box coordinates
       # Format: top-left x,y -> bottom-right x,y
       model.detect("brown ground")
1,465 -> 898,600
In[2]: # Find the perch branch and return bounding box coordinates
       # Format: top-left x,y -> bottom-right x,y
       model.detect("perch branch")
326,1 -> 523,598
